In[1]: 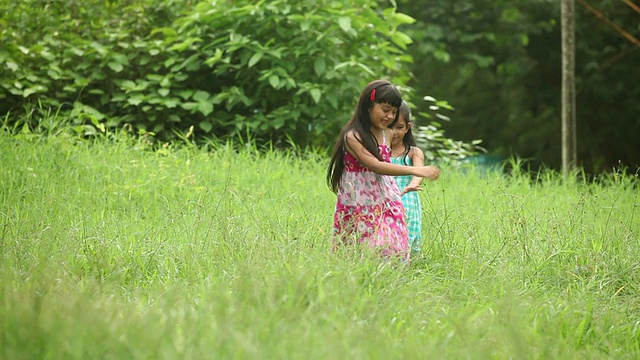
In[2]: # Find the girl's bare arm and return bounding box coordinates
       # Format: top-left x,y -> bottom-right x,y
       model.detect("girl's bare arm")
345,131 -> 439,178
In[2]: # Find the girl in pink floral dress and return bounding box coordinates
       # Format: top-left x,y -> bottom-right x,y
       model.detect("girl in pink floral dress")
326,80 -> 440,261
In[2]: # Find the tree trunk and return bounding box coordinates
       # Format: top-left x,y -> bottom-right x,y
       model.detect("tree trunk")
561,0 -> 577,175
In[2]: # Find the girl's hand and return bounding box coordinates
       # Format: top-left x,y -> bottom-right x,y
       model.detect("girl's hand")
415,166 -> 440,180
401,184 -> 423,195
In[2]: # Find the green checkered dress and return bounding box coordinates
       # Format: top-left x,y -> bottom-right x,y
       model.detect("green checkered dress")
391,153 -> 422,252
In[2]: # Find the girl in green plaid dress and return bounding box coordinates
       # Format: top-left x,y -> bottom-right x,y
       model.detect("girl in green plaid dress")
389,101 -> 430,253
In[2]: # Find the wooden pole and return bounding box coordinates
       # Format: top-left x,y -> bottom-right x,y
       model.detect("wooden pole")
561,0 -> 577,176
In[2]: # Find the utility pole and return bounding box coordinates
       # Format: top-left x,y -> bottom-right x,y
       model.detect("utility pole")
561,0 -> 577,175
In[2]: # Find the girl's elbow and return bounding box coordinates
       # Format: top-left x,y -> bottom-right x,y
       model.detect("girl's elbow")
365,161 -> 385,174
367,164 -> 382,173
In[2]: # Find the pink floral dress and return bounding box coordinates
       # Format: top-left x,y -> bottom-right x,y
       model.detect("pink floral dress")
333,132 -> 410,261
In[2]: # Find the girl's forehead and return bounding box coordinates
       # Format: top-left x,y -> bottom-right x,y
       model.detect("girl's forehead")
395,115 -> 408,124
378,101 -> 398,109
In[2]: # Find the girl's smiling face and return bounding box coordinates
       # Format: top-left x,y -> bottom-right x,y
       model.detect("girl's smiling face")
369,102 -> 398,131
390,114 -> 408,147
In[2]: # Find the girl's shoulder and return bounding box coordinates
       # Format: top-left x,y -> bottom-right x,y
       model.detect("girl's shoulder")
345,129 -> 363,141
409,145 -> 424,159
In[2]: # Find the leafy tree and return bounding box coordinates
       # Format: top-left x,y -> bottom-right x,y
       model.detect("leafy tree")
398,0 -> 640,173
571,0 -> 640,172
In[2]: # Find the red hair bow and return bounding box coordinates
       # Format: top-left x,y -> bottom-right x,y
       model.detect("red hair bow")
370,88 -> 376,101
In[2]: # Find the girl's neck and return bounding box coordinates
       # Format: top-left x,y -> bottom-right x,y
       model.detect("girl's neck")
391,143 -> 407,157
371,128 -> 384,145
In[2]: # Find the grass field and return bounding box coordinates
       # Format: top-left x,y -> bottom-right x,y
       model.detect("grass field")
1,128 -> 639,359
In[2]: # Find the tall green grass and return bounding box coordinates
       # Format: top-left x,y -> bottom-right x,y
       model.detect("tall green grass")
1,126 -> 638,359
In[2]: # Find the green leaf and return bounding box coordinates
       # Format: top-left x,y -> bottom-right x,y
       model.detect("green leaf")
71,47 -> 84,56
434,50 -> 450,63
47,69 -> 61,80
158,88 -> 170,97
111,93 -> 126,102
147,74 -> 163,82
393,12 -> 416,25
163,98 -> 180,108
160,77 -> 171,88
204,49 -> 224,65
22,85 -> 46,97
150,27 -> 178,37
199,121 -> 213,132
168,37 -> 203,52
436,113 -> 451,121
310,88 -> 322,104
6,62 -> 18,71
355,62 -> 375,76
268,75 -> 280,89
193,90 -> 209,102
127,94 -> 144,106
501,8 -> 521,23
120,80 -> 137,91
153,123 -> 164,133
390,32 -> 413,50
338,17 -> 352,32
326,93 -> 338,109
180,102 -> 198,111
177,90 -> 193,100
248,51 -> 263,67
435,100 -> 454,110
314,57 -> 326,76
22,89 -> 36,98
111,53 -> 129,65
269,48 -> 283,59
108,62 -> 124,72
197,101 -> 214,116
90,41 -> 108,55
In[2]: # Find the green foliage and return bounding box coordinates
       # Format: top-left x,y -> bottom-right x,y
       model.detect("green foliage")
411,95 -> 484,164
0,0 -> 480,165
398,0 -> 556,165
156,0 -> 418,148
0,0 -> 188,131
0,0 -> 425,150
398,0 -> 640,173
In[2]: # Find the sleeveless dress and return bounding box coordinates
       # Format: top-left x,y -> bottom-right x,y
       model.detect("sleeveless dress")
391,151 -> 422,253
333,132 -> 410,261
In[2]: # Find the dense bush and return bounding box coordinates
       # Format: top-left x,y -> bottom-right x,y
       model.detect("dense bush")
1,0 -> 411,146
1,0 -> 479,159
1,0 -> 186,133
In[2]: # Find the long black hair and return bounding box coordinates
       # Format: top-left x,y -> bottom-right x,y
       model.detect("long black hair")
393,100 -> 418,165
326,80 -> 402,193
